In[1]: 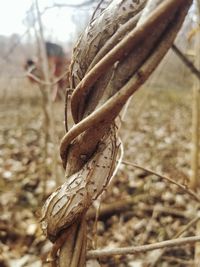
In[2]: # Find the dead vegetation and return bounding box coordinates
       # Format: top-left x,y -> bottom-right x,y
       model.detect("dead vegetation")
1,0 -> 200,266
0,82 -> 198,267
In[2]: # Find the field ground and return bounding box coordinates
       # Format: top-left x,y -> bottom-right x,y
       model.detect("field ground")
0,79 -> 197,267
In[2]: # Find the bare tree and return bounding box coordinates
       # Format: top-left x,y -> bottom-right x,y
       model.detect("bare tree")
35,0 -> 58,193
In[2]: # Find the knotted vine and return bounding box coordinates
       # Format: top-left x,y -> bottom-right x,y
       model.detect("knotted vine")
40,0 -> 192,266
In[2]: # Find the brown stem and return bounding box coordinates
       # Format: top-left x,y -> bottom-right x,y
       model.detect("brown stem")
87,236 -> 200,259
71,0 -> 190,123
172,44 -> 200,80
70,219 -> 86,267
121,160 -> 200,202
59,224 -> 78,267
60,0 -> 191,168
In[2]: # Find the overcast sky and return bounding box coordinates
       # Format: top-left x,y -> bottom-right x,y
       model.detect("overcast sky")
0,0 -> 91,42
0,0 -> 197,46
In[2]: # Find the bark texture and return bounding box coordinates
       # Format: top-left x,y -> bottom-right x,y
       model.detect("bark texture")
40,0 -> 193,266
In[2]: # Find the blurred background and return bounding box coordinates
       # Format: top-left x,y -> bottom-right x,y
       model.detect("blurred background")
0,0 -> 198,101
0,1 -> 200,266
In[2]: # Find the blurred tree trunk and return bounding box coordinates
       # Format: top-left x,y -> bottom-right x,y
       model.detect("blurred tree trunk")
190,0 -> 200,190
191,0 -> 200,265
35,0 -> 58,195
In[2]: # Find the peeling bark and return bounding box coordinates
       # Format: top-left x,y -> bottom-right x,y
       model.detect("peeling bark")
40,1 -> 193,266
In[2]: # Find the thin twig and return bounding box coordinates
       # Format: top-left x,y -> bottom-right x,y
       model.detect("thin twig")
121,160 -> 200,202
43,0 -> 96,13
172,44 -> 200,80
64,89 -> 70,132
150,215 -> 200,266
139,206 -> 159,245
90,0 -> 105,22
87,235 -> 200,258
26,69 -> 68,86
175,216 -> 200,238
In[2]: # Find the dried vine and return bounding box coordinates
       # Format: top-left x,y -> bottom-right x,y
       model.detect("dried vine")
41,0 -> 192,266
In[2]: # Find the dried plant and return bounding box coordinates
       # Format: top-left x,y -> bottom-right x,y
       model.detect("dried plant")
41,0 -> 192,266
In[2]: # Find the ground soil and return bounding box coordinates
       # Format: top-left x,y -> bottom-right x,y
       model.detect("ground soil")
0,78 -> 197,267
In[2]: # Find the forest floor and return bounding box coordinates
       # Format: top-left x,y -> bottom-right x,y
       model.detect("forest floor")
0,83 -> 198,267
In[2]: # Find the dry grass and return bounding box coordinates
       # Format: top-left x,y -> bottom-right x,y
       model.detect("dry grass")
0,76 -> 195,266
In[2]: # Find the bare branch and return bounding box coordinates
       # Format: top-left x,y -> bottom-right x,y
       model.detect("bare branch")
121,161 -> 200,202
43,0 -> 97,12
26,69 -> 68,86
172,44 -> 200,80
87,236 -> 200,259
150,215 -> 200,266
175,216 -> 200,238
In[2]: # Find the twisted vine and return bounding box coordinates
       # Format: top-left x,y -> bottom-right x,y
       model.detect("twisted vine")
40,0 -> 192,266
